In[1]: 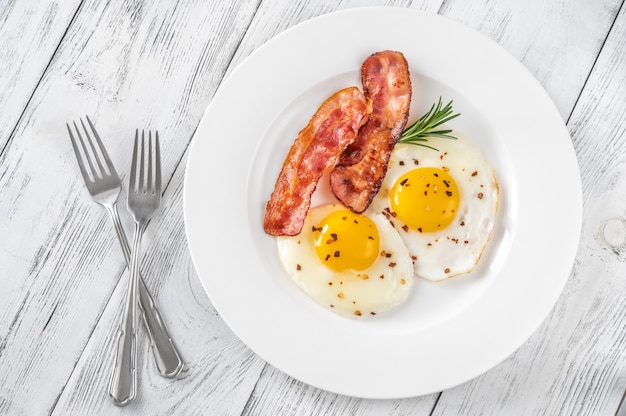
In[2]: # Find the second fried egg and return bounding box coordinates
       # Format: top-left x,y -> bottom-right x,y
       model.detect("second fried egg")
369,131 -> 499,281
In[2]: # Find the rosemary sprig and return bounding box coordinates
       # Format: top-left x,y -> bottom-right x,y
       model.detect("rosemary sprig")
399,97 -> 460,150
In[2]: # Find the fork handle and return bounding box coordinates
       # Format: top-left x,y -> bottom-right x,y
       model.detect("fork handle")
106,204 -> 184,378
109,222 -> 143,405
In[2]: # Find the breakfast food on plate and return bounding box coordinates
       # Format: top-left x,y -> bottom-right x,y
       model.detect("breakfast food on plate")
330,50 -> 412,213
263,49 -> 499,318
263,87 -> 372,236
276,203 -> 413,318
369,132 -> 499,281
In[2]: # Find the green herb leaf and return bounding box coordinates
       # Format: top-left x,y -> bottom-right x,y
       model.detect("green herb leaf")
399,97 -> 460,150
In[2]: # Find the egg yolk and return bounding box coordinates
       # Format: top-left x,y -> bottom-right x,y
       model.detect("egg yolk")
313,209 -> 380,272
390,167 -> 460,232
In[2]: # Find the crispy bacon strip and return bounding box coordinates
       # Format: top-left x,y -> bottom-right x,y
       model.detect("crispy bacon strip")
330,51 -> 411,213
264,87 -> 372,236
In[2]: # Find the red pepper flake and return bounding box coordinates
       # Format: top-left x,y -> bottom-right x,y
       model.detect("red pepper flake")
389,262 -> 397,268
330,233 -> 338,241
325,254 -> 330,261
460,221 -> 465,226
411,255 -> 418,260
472,171 -> 478,177
402,224 -> 409,232
326,239 -> 334,244
354,310 -> 362,316
424,190 -> 428,196
413,159 -> 419,165
433,172 -> 439,177
477,192 -> 484,199
296,264 -> 302,271
379,274 -> 385,279
417,227 -> 423,233
370,312 -> 376,316
464,240 -> 469,244
445,268 -> 451,273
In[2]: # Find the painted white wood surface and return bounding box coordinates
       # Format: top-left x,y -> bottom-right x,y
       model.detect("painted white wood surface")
0,1 -> 624,415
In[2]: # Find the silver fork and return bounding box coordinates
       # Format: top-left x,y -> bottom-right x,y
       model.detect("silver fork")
66,118 -> 183,387
109,129 -> 163,405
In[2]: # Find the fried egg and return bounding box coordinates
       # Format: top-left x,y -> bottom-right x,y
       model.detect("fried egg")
277,203 -> 413,318
369,131 -> 499,281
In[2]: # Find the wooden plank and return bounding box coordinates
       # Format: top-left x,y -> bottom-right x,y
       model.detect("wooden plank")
432,2 -> 626,415
0,0 -> 265,414
439,0 -> 622,120
0,0 -> 81,151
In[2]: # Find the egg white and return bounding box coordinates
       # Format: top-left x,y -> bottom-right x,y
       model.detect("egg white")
277,203 -> 413,318
369,131 -> 499,281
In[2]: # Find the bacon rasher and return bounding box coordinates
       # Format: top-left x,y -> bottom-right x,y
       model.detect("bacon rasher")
330,51 -> 412,213
263,87 -> 372,236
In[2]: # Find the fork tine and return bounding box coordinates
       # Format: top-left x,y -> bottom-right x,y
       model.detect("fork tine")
67,123 -> 92,183
80,118 -> 106,175
130,130 -> 139,192
147,131 -> 153,194
155,131 -> 161,195
72,120 -> 99,181
86,115 -> 118,177
139,130 -> 146,193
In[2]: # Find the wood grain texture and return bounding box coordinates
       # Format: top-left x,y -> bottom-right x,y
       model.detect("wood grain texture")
0,0 -> 265,414
439,0 -> 623,120
0,0 -> 80,152
0,0 -> 624,415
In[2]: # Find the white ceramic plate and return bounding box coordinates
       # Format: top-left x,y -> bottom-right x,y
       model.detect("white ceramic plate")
184,7 -> 582,398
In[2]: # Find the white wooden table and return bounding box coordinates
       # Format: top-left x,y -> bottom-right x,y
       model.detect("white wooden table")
1,1 -> 624,415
